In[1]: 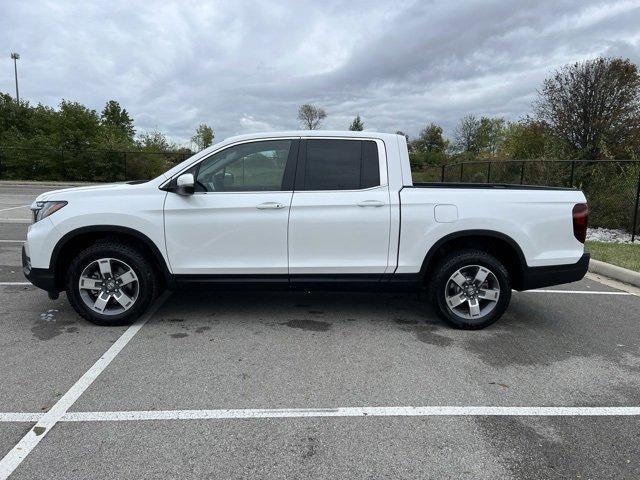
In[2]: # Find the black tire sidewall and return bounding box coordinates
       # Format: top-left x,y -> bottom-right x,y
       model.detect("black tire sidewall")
66,242 -> 157,326
431,250 -> 511,329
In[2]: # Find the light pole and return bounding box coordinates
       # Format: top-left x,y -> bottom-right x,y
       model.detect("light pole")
10,52 -> 20,103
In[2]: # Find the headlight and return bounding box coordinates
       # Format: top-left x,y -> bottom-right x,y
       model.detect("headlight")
31,201 -> 67,223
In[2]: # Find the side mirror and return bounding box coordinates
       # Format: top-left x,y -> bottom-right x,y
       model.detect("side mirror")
175,173 -> 195,195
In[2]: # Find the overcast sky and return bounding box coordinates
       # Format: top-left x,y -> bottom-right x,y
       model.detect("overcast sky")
2,0 -> 640,145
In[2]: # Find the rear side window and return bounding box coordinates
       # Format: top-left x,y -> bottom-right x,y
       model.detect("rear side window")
302,139 -> 380,190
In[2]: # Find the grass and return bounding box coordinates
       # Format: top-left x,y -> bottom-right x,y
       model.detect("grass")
586,241 -> 640,272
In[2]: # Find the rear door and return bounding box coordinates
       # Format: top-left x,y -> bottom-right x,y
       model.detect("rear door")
164,138 -> 298,275
288,138 -> 391,279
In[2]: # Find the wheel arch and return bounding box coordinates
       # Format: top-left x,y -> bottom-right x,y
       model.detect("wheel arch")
50,225 -> 171,292
419,230 -> 527,290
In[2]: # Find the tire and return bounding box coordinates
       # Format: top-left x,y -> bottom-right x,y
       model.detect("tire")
65,240 -> 159,326
429,249 -> 511,329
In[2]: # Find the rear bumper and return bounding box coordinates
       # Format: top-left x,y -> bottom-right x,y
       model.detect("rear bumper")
519,253 -> 590,290
22,245 -> 57,293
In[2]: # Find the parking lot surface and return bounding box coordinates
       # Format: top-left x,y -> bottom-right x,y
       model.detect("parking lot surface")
1,183 -> 639,479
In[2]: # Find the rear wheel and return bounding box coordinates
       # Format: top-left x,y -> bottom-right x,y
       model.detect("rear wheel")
429,250 -> 511,329
65,241 -> 159,326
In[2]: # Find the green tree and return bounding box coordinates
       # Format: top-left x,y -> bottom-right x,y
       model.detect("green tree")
100,100 -> 135,147
413,123 -> 448,153
136,129 -> 174,151
453,115 -> 505,156
535,57 -> 640,159
297,104 -> 327,130
349,115 -> 364,131
191,123 -> 215,151
54,100 -> 101,150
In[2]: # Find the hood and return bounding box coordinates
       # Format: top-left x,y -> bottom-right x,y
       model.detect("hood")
34,182 -> 141,203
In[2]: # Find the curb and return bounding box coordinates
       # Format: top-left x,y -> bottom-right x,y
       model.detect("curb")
588,259 -> 640,288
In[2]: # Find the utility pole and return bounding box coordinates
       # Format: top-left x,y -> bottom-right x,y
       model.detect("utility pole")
10,52 -> 20,103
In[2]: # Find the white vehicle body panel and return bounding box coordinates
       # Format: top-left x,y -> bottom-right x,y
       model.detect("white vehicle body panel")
164,191 -> 293,274
24,130 -> 587,284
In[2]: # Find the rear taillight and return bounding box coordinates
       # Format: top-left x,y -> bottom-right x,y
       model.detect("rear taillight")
572,203 -> 588,243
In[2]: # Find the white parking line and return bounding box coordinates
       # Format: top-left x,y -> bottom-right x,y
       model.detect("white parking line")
0,413 -> 43,422
0,219 -> 31,223
0,205 -> 29,213
0,240 -> 25,243
60,406 -> 640,422
0,283 -> 31,286
2,405 -> 639,425
520,289 -> 634,295
0,291 -> 171,480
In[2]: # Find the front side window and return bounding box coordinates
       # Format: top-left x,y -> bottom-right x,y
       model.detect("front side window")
195,140 -> 292,192
302,139 -> 381,190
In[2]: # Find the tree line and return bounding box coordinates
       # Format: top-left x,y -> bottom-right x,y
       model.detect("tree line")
298,57 -> 640,165
2,56 -> 639,168
0,95 -> 215,155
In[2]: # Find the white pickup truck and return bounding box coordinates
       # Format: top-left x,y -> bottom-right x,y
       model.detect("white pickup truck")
23,131 -> 589,329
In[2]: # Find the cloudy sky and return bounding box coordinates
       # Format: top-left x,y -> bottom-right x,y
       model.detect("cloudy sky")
2,0 -> 640,145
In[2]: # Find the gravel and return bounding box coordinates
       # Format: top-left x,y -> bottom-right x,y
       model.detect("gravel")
586,227 -> 633,243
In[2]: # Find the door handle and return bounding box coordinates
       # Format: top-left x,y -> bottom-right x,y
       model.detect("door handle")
256,202 -> 286,210
357,200 -> 385,207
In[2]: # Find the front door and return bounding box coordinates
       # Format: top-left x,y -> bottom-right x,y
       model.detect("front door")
164,139 -> 298,275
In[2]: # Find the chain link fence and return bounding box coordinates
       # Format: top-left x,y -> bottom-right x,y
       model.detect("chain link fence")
412,160 -> 640,242
0,146 -> 192,183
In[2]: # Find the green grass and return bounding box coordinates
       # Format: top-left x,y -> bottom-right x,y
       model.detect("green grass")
586,241 -> 640,272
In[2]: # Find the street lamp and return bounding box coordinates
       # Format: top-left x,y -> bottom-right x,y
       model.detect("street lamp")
10,52 -> 20,103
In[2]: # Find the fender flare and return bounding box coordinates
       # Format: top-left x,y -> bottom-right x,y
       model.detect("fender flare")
418,229 -> 527,281
50,225 -> 172,280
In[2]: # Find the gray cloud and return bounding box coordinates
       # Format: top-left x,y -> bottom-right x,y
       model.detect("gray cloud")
2,0 -> 640,144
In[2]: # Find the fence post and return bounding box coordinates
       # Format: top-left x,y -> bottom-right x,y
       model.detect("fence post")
632,166 -> 640,243
123,152 -> 127,181
570,161 -> 575,187
459,164 -> 464,182
520,161 -> 525,184
487,162 -> 491,183
440,165 -> 445,182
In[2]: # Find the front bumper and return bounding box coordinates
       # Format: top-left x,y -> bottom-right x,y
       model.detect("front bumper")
519,252 -> 590,290
22,245 -> 57,293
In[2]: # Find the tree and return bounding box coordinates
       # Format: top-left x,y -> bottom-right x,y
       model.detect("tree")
297,104 -> 327,130
136,129 -> 174,151
453,115 -> 480,153
101,100 -> 135,142
453,115 -> 505,156
412,123 -> 448,153
535,57 -> 640,159
349,115 -> 364,131
191,123 -> 215,151
499,117 -> 566,160
55,100 -> 101,150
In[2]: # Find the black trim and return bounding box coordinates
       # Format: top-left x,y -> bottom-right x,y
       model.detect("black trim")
280,139 -> 300,191
49,225 -> 172,289
411,182 -> 577,191
519,253 -> 590,290
22,245 -> 57,293
416,229 -> 528,282
294,139 -> 307,191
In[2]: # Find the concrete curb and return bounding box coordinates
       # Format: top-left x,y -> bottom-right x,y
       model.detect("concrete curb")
588,259 -> 640,288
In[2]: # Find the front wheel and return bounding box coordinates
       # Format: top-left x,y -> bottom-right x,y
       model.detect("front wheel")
65,240 -> 159,326
429,250 -> 511,329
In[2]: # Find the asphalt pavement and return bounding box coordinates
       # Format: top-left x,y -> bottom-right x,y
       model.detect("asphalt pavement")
1,182 -> 639,479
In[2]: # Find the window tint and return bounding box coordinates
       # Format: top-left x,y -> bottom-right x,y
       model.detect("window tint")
303,139 -> 380,190
195,140 -> 291,192
361,140 -> 381,188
